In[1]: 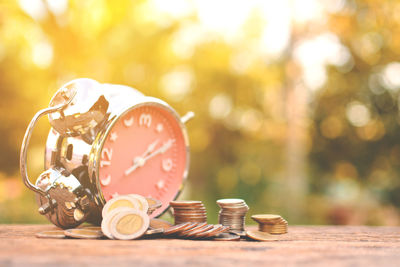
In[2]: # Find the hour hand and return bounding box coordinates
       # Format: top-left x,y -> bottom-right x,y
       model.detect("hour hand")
124,139 -> 159,176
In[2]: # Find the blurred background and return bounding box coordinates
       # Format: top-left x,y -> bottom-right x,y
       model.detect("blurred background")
1,0 -> 400,226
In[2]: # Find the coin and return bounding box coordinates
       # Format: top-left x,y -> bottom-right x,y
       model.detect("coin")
214,233 -> 241,241
101,207 -> 134,239
36,230 -> 65,239
216,199 -> 245,206
163,222 -> 192,235
150,218 -> 173,230
129,194 -> 149,213
109,210 -> 149,240
177,222 -> 208,237
251,214 -> 288,234
217,198 -> 248,233
193,224 -> 225,238
82,226 -> 102,231
251,214 -> 282,224
170,200 -> 202,206
145,227 -> 164,236
102,195 -> 140,219
246,230 -> 278,241
146,197 -> 162,210
183,224 -> 215,238
64,229 -> 104,239
171,200 -> 207,224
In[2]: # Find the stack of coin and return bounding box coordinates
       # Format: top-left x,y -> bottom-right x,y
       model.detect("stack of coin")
217,199 -> 249,234
251,214 -> 288,234
170,201 -> 207,225
101,194 -> 150,240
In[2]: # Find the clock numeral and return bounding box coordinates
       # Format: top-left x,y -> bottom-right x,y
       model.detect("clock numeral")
124,117 -> 134,127
100,175 -> 111,186
156,179 -> 166,191
162,158 -> 173,172
139,113 -> 152,128
100,147 -> 113,168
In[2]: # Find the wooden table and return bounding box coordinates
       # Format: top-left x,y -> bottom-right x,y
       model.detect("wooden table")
0,225 -> 399,266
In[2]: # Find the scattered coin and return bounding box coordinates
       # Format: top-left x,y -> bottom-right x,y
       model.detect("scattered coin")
64,229 -> 104,239
145,227 -> 164,236
36,230 -> 65,239
163,222 -> 192,235
193,224 -> 227,238
109,210 -> 149,240
149,218 -> 173,230
82,226 -> 102,231
102,195 -> 140,219
214,233 -> 241,241
183,224 -> 215,238
177,222 -> 208,237
246,230 -> 278,241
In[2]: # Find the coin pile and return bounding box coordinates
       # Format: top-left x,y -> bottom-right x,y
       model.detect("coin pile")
251,214 -> 288,234
217,199 -> 249,234
35,197 -> 289,242
101,194 -> 152,240
170,201 -> 207,225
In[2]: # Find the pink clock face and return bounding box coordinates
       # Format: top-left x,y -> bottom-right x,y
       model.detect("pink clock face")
98,104 -> 187,217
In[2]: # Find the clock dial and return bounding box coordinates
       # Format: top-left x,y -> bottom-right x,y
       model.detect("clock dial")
98,104 -> 187,217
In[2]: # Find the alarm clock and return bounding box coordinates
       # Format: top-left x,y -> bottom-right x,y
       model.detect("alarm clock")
20,78 -> 194,228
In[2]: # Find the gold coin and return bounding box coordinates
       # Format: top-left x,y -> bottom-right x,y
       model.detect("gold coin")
128,194 -> 149,213
101,207 -> 134,239
64,229 -> 104,239
251,214 -> 282,224
36,230 -> 65,239
246,230 -> 279,241
110,210 -> 149,240
102,196 -> 140,219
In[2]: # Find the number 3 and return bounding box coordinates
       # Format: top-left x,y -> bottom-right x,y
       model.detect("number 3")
139,113 -> 152,127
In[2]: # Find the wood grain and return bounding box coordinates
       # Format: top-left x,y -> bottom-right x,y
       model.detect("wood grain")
0,225 -> 399,266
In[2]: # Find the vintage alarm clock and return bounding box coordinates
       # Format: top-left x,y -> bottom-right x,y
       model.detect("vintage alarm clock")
20,78 -> 194,228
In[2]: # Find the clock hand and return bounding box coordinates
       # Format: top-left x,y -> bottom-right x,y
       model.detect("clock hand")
142,138 -> 175,161
124,139 -> 159,176
124,139 -> 175,176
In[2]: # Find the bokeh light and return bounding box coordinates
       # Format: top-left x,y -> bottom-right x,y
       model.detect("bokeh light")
1,0 -> 400,226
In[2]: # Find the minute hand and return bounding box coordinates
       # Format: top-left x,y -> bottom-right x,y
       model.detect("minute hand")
140,139 -> 175,165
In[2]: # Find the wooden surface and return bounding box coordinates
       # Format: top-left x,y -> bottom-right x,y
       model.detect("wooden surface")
0,225 -> 399,266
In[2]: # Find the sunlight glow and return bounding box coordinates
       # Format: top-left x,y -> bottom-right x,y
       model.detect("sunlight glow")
32,41 -> 53,68
18,0 -> 47,21
346,101 -> 371,127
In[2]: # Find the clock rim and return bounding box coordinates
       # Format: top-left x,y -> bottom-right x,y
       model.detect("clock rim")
88,97 -> 190,217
